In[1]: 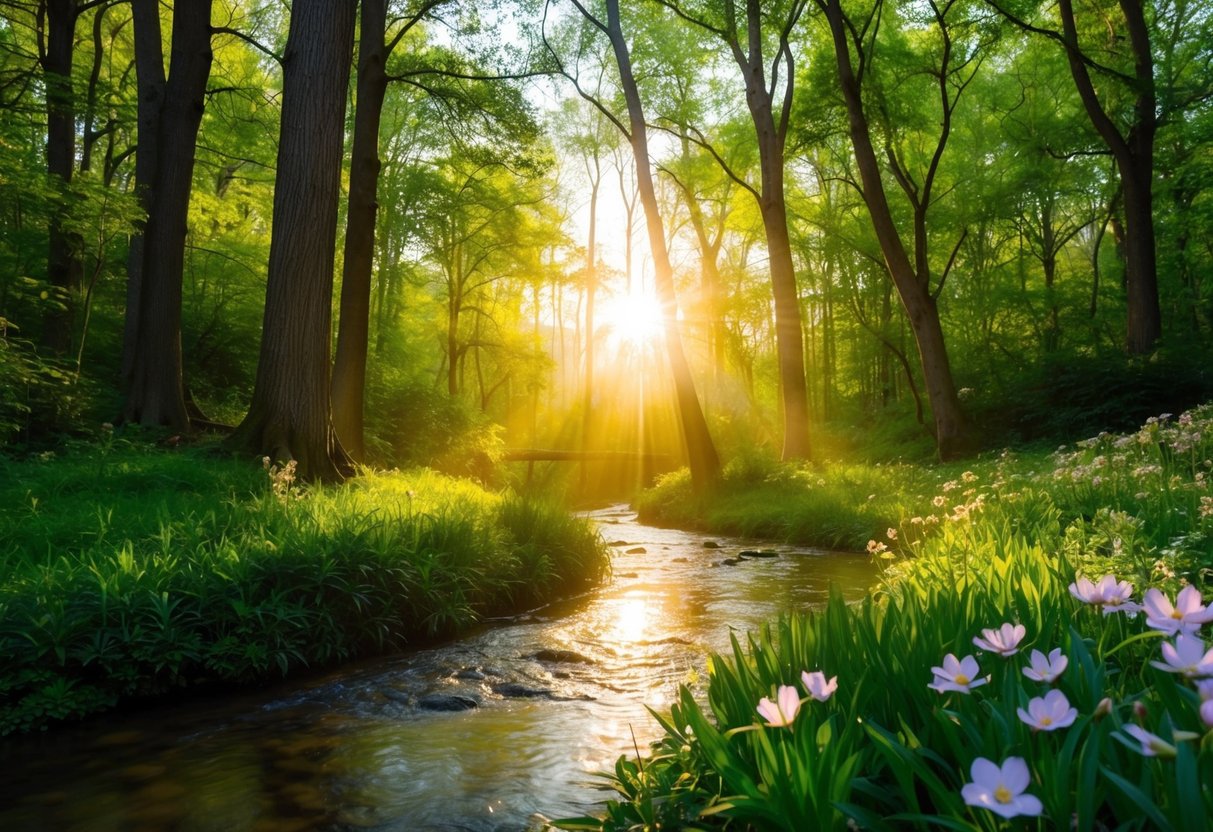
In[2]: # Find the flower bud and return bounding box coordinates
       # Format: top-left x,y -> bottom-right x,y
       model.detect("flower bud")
1094,697 -> 1113,720
1133,701 -> 1148,722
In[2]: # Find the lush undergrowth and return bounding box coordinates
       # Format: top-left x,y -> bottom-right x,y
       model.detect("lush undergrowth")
561,407 -> 1213,830
0,442 -> 608,734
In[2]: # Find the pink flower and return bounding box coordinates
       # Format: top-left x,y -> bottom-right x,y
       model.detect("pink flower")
1069,574 -> 1140,614
973,623 -> 1026,657
1022,648 -> 1068,683
1150,634 -> 1213,678
1017,690 -> 1078,731
1142,586 -> 1213,636
1122,724 -> 1188,758
756,685 -> 801,727
929,654 -> 988,694
800,670 -> 837,702
961,757 -> 1042,819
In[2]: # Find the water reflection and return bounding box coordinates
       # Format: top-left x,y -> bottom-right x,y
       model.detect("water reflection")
0,507 -> 875,831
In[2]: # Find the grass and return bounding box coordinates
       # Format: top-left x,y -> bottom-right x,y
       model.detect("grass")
559,406 -> 1213,831
0,439 -> 608,734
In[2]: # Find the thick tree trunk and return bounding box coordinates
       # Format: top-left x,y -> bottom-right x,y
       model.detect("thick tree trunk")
122,0 -> 213,429
603,0 -> 719,490
331,0 -> 388,463
227,0 -> 358,482
121,0 -> 165,386
821,0 -> 970,460
41,0 -> 79,356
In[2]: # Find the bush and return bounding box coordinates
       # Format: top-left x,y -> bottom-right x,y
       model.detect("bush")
0,446 -> 608,733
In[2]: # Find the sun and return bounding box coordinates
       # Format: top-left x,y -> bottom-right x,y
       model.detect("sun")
598,287 -> 666,350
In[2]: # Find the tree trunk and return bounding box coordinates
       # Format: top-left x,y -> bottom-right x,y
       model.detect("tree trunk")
122,0 -> 214,428
41,0 -> 80,356
1055,0 -> 1160,353
602,0 -> 719,490
331,0 -> 388,463
121,0 -> 164,386
820,0 -> 970,459
227,0 -> 358,482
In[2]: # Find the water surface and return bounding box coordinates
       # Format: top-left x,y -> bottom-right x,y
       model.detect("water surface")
0,506 -> 874,831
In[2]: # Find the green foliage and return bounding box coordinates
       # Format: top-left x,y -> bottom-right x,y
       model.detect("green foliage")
570,407 -> 1213,830
0,444 -> 608,733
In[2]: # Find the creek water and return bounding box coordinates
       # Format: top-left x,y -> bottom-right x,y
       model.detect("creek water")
0,506 -> 875,832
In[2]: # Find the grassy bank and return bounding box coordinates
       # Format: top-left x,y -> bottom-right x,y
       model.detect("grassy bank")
0,442 -> 608,734
561,408 -> 1213,830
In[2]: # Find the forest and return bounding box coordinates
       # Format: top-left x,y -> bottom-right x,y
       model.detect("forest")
1,0 -> 1212,830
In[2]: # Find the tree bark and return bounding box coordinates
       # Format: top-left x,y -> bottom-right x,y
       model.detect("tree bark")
331,0 -> 389,463
601,0 -> 720,490
227,0 -> 358,481
122,0 -> 214,428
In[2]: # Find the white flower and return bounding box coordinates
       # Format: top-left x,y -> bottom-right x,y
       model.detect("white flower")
973,623 -> 1026,657
756,685 -> 801,727
1022,648 -> 1068,683
929,654 -> 989,694
1142,586 -> 1213,636
1150,633 -> 1213,678
1017,690 -> 1078,731
961,757 -> 1043,819
800,670 -> 837,702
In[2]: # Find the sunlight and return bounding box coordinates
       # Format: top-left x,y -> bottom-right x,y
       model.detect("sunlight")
597,287 -> 665,351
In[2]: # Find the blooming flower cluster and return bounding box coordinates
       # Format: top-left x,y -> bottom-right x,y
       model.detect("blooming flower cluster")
926,579 -> 1213,819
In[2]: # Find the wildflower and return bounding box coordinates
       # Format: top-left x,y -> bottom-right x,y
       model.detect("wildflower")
1094,697 -> 1113,720
973,623 -> 1026,657
1022,648 -> 1068,683
886,528 -> 897,540
801,670 -> 838,702
1017,690 -> 1078,731
932,495 -> 946,508
1068,574 -> 1140,614
866,540 -> 887,555
1150,634 -> 1213,678
929,654 -> 988,694
962,470 -> 977,483
961,757 -> 1043,819
1122,725 -> 1178,758
1143,586 -> 1213,635
756,685 -> 801,727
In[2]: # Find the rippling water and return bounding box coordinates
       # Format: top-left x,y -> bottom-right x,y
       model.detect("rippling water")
0,506 -> 874,832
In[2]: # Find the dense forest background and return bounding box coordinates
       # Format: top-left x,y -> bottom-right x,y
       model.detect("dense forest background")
1,0 -> 1211,494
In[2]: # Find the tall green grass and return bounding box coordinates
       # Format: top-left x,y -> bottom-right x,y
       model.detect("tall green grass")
0,445 -> 608,733
560,407 -> 1213,830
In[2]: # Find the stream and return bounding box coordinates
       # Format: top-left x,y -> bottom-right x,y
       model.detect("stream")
0,505 -> 876,832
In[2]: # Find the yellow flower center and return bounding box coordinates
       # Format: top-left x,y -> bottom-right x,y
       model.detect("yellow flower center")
994,785 -> 1012,804
953,674 -> 970,686
1041,716 -> 1052,726
1171,610 -> 1184,619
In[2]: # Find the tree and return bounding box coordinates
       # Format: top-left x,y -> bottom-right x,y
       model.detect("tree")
332,0 -> 446,462
121,0 -> 215,428
986,0 -> 1162,353
227,0 -> 358,480
553,0 -> 721,490
813,0 -> 976,459
655,0 -> 813,461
